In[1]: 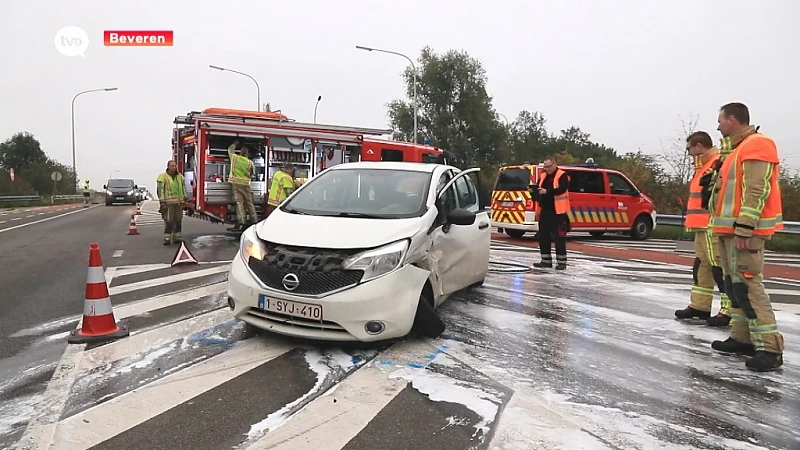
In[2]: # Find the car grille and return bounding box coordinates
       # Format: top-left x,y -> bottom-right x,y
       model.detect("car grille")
247,243 -> 365,296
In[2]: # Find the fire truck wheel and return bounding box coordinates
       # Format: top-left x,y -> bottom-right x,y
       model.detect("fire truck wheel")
505,229 -> 525,239
411,284 -> 445,338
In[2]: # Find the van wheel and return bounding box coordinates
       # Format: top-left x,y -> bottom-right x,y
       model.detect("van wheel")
589,231 -> 605,237
505,229 -> 525,239
630,215 -> 653,240
411,285 -> 445,338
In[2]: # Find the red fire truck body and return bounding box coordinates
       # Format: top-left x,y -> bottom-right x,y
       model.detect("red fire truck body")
171,107 -> 451,225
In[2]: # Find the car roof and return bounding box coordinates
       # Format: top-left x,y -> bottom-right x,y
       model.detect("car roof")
327,161 -> 447,173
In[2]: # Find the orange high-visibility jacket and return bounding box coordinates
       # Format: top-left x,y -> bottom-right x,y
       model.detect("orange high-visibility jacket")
535,169 -> 570,216
684,150 -> 721,230
711,134 -> 783,236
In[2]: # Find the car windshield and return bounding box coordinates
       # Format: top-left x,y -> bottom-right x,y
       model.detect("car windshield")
281,168 -> 431,219
108,179 -> 134,188
494,168 -> 530,191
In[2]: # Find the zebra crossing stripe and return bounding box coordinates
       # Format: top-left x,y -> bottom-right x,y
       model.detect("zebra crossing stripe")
108,265 -> 229,296
54,338 -> 295,449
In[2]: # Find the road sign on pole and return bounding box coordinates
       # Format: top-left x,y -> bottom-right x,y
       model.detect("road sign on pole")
51,171 -> 63,182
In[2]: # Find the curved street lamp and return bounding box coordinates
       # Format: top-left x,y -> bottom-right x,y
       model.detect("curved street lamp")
356,45 -> 418,143
314,95 -> 322,123
209,65 -> 261,111
72,87 -> 118,188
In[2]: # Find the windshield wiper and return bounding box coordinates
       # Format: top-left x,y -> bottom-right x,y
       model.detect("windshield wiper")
282,207 -> 308,215
331,212 -> 387,219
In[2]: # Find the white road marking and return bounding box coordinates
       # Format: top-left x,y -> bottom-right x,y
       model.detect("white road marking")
0,221 -> 5,225
112,250 -> 124,258
12,217 -> 21,221
110,261 -> 232,278
53,338 -> 293,450
15,267 -> 119,450
111,282 -> 227,322
107,265 -> 230,296
249,340 -> 438,450
0,205 -> 97,234
37,212 -> 45,215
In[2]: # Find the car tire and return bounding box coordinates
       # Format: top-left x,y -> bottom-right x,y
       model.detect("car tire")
505,229 -> 525,239
105,202 -> 111,206
630,215 -> 653,240
411,285 -> 445,338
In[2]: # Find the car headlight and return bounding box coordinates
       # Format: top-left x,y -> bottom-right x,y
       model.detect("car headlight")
127,190 -> 134,195
106,190 -> 113,195
342,240 -> 408,283
239,226 -> 267,266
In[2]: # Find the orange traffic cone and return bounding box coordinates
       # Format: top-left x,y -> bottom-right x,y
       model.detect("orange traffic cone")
68,243 -> 130,344
135,204 -> 142,215
127,215 -> 139,235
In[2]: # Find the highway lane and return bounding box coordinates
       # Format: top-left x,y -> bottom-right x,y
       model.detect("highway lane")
0,204 -> 90,232
2,237 -> 798,449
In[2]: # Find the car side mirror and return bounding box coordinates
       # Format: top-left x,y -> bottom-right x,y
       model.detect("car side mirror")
134,185 -> 138,189
103,185 -> 107,189
631,189 -> 640,196
447,208 -> 476,226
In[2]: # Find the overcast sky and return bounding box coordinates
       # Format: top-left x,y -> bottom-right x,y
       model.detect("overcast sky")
1,0 -> 798,191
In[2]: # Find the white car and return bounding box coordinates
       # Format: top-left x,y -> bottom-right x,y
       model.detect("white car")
226,161 -> 491,342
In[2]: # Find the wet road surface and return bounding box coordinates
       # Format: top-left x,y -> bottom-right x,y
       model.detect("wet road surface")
2,209 -> 799,449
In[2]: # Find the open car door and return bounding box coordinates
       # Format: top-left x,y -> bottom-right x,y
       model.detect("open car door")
428,168 -> 489,298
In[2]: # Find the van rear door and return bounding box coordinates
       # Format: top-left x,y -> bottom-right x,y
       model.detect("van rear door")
491,167 -> 532,225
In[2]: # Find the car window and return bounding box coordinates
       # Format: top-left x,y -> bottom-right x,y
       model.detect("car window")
494,168 -> 530,191
435,172 -> 457,224
567,171 -> 604,194
108,179 -> 134,189
282,168 -> 431,219
607,173 -> 636,195
454,174 -> 479,212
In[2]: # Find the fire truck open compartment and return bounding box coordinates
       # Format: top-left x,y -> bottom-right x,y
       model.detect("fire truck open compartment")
172,108 -> 453,225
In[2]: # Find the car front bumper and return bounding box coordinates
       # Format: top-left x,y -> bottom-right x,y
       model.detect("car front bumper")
227,255 -> 429,342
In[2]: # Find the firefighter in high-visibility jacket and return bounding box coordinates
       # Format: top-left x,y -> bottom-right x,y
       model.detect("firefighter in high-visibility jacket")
709,102 -> 784,372
82,180 -> 91,207
156,160 -> 188,245
266,162 -> 303,217
227,141 -> 257,231
530,156 -> 570,270
674,131 -> 731,327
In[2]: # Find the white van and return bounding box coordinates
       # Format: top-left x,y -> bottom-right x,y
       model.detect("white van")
226,161 -> 490,342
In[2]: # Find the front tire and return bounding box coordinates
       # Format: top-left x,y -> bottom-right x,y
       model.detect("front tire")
630,215 -> 653,240
505,229 -> 525,239
411,284 -> 445,338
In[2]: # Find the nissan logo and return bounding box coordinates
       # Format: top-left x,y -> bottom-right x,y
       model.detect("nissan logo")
282,273 -> 300,291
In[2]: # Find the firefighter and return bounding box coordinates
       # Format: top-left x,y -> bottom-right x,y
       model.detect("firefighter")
531,156 -> 570,270
266,162 -> 302,216
82,179 -> 91,207
709,102 -> 784,372
227,141 -> 258,231
156,160 -> 188,245
674,131 -> 731,327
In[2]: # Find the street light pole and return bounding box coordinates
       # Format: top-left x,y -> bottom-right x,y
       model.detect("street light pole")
209,65 -> 261,111
356,45 -> 417,143
72,87 -> 118,189
314,95 -> 322,123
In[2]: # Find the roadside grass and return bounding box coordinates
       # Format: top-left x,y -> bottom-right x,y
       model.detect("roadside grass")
651,225 -> 800,254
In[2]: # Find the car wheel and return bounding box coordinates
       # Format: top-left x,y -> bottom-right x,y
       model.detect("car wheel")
630,215 -> 653,240
411,284 -> 445,338
105,202 -> 111,206
505,229 -> 525,239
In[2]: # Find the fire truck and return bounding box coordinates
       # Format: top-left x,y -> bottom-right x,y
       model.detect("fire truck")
171,107 -> 452,225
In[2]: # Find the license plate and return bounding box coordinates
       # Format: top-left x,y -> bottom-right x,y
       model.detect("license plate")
501,201 -> 514,207
258,295 -> 323,320
116,197 -> 125,200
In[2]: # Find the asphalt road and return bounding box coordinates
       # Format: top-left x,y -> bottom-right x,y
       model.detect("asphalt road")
1,203 -> 799,450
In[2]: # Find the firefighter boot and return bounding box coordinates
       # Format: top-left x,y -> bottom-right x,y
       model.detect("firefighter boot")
675,307 -> 711,321
533,253 -> 553,269
711,337 -> 755,356
707,313 -> 731,327
745,351 -> 783,372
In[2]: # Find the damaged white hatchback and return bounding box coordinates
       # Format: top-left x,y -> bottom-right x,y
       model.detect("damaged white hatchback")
227,161 -> 491,342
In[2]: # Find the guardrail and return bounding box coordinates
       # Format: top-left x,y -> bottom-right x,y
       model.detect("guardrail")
52,194 -> 84,200
0,195 -> 42,203
656,214 -> 800,235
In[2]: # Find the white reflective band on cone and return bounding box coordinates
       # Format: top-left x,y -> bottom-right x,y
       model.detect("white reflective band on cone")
86,266 -> 106,284
83,298 -> 114,316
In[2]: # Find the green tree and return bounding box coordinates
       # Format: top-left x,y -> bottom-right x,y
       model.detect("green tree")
508,110 -> 551,163
0,132 -> 76,196
0,132 -> 47,171
386,46 -> 506,168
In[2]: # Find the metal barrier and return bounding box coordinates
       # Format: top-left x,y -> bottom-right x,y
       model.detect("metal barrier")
656,214 -> 800,235
0,195 -> 42,203
52,194 -> 84,200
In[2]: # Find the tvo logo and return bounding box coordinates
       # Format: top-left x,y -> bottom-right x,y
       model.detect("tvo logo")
54,26 -> 90,57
